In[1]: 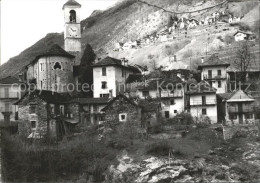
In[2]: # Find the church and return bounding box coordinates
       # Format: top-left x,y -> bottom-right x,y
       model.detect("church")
15,0 -> 85,139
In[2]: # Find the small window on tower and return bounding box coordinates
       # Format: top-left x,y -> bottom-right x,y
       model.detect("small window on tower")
54,62 -> 61,70
69,10 -> 76,22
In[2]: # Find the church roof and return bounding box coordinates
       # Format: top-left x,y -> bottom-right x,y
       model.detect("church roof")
0,76 -> 19,84
198,54 -> 230,69
93,57 -> 140,73
30,44 -> 75,66
63,0 -> 81,9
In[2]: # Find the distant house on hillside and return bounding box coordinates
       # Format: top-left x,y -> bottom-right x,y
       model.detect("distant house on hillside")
234,30 -> 254,42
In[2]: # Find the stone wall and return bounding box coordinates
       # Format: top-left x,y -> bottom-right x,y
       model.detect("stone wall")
104,97 -> 141,127
223,125 -> 259,140
18,97 -> 48,138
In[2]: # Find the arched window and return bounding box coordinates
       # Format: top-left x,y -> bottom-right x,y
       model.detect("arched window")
69,10 -> 76,22
54,62 -> 62,70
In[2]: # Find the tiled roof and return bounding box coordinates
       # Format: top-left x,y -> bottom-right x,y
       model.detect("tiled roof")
0,76 -> 19,84
93,57 -> 140,73
70,98 -> 110,104
14,90 -> 71,105
137,78 -> 184,91
198,54 -> 230,69
227,90 -> 255,102
234,30 -> 253,36
101,94 -> 140,111
186,80 -> 217,95
138,99 -> 161,112
63,0 -> 81,9
30,44 -> 75,65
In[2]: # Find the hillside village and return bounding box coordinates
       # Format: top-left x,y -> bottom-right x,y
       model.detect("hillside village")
0,0 -> 260,182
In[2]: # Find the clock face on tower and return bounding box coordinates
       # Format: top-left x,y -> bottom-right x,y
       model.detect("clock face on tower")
69,26 -> 78,37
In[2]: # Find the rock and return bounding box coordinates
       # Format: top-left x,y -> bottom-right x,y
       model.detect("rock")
208,150 -> 216,155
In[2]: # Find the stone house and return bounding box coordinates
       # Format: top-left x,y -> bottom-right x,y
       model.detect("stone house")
92,57 -> 140,98
14,90 -> 73,139
101,94 -> 142,128
0,76 -> 24,122
198,54 -> 230,94
186,81 -> 218,123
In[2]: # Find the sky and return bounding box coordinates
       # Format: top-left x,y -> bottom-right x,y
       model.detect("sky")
0,0 -> 118,65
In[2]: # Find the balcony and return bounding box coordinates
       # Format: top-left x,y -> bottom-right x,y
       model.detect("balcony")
228,105 -> 256,113
203,74 -> 226,80
190,99 -> 216,106
0,107 -> 13,113
0,92 -> 19,99
158,90 -> 184,98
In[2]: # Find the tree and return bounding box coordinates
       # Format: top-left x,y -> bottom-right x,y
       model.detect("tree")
234,41 -> 255,83
79,44 -> 96,97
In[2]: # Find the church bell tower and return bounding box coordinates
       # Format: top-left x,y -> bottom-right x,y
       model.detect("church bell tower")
63,0 -> 82,65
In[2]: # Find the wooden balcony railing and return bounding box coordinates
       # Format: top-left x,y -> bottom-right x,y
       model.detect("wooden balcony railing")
228,105 -> 256,113
190,99 -> 216,106
203,74 -> 226,80
0,92 -> 19,99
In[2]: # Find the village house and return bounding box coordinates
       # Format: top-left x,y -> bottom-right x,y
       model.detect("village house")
221,90 -> 256,125
186,80 -> 218,123
92,56 -> 140,98
198,54 -> 230,94
14,90 -> 73,139
69,97 -> 110,127
101,94 -> 142,127
0,76 -> 24,123
234,30 -> 254,42
101,94 -> 161,131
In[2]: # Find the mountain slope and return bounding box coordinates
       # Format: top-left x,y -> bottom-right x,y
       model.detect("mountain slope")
0,0 -> 259,79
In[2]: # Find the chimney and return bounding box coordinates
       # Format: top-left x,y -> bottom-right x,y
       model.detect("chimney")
201,56 -> 204,63
18,74 -> 23,82
174,55 -> 177,62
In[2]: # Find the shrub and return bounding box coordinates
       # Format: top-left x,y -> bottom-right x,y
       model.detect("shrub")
238,22 -> 251,31
176,112 -> 194,125
146,142 -> 172,156
148,123 -> 163,134
224,35 -> 235,45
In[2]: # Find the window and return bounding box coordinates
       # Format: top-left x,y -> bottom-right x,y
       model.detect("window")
100,94 -> 109,98
40,63 -> 43,71
29,105 -> 36,114
229,114 -> 237,120
174,110 -> 177,114
209,81 -> 212,87
245,113 -> 253,119
217,70 -> 221,76
31,121 -> 36,129
119,113 -> 127,122
69,10 -> 76,22
202,96 -> 206,105
60,105 -> 64,115
122,69 -> 125,77
101,81 -> 107,89
165,111 -> 170,118
218,81 -> 222,88
102,67 -> 107,76
170,99 -> 175,105
53,62 -> 61,70
4,88 -> 9,98
50,104 -> 55,114
142,91 -> 149,98
202,108 -> 207,115
208,70 -> 212,78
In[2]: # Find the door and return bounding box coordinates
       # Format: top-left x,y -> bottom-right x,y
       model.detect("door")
202,96 -> 206,105
4,88 -> 9,98
5,102 -> 10,112
238,103 -> 243,124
